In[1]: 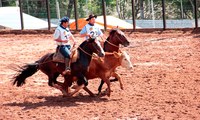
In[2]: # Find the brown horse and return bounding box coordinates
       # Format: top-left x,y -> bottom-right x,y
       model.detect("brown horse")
104,28 -> 129,52
86,51 -> 133,96
13,38 -> 105,96
97,28 -> 130,93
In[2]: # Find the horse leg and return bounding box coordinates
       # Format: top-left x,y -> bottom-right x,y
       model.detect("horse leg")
98,73 -> 119,95
48,74 -> 68,96
51,83 -> 67,96
109,69 -> 119,82
98,80 -> 104,95
68,74 -> 89,97
72,84 -> 95,96
68,84 -> 85,96
83,86 -> 95,97
111,72 -> 123,90
103,78 -> 111,97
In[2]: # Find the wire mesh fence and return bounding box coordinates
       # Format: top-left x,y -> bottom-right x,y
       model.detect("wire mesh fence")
0,0 -> 199,30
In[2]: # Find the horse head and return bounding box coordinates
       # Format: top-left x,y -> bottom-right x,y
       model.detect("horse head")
120,51 -> 133,70
80,38 -> 105,57
109,28 -> 130,47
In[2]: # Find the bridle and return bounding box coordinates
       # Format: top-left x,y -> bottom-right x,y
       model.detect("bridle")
78,40 -> 102,58
105,31 -> 125,48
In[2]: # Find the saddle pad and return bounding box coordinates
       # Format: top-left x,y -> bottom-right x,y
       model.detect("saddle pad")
52,49 -> 79,63
52,51 -> 65,63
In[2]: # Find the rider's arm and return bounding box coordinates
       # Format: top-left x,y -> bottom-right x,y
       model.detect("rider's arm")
54,39 -> 68,43
80,33 -> 90,37
98,28 -> 106,42
53,29 -> 67,43
80,26 -> 90,38
69,34 -> 76,45
53,29 -> 60,39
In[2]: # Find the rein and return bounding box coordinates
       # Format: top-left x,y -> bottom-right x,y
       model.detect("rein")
105,32 -> 124,48
78,46 -> 101,59
78,46 -> 93,57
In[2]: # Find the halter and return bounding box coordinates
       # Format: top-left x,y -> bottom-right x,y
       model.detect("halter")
105,39 -> 119,48
105,31 -> 125,48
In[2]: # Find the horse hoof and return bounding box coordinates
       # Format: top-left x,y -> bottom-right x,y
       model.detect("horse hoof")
107,92 -> 111,97
62,94 -> 71,98
97,91 -> 106,97
61,90 -> 68,96
120,85 -> 124,90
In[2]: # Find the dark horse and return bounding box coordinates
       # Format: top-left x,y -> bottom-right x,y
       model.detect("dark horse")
13,38 -> 105,96
97,28 -> 130,93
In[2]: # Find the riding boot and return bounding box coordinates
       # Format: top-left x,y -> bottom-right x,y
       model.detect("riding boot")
62,58 -> 71,75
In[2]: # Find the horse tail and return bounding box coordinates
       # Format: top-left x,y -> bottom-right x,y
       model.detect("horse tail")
13,62 -> 39,87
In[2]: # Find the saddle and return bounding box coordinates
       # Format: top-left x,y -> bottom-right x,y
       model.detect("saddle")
52,48 -> 79,63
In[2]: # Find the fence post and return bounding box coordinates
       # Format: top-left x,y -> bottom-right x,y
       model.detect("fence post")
74,0 -> 78,31
0,0 -> 2,7
102,0 -> 107,31
131,0 -> 136,30
194,0 -> 198,28
18,0 -> 24,30
46,0 -> 51,30
162,0 -> 166,30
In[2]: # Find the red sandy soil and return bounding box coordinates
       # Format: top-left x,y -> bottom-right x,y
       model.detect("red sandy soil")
0,30 -> 200,120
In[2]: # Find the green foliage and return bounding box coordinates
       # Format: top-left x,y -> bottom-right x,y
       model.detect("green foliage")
1,0 -> 200,19
2,0 -> 16,6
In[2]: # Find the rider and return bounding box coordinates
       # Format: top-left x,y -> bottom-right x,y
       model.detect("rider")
53,16 -> 76,75
80,14 -> 106,41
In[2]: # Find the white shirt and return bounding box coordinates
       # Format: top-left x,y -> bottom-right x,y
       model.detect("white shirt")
54,25 -> 72,45
80,23 -> 103,40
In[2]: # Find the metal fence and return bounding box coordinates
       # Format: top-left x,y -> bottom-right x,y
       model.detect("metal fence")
0,0 -> 199,31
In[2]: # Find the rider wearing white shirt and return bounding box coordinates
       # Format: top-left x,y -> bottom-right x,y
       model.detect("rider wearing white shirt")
80,14 -> 106,41
54,16 -> 76,75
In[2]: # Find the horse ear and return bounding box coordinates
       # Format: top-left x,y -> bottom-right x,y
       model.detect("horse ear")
113,51 -> 120,58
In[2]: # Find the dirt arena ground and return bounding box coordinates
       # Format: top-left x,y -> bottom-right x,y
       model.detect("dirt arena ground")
0,29 -> 200,120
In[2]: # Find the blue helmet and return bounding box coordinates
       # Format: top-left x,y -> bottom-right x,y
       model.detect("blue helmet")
60,16 -> 69,23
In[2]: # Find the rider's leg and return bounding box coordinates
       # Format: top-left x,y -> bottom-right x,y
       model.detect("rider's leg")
59,45 -> 71,75
63,58 -> 71,74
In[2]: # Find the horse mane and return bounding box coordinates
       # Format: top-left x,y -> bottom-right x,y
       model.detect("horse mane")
109,28 -> 119,36
106,28 -> 119,41
79,40 -> 87,49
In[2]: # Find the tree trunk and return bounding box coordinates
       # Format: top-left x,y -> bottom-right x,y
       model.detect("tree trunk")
188,0 -> 194,14
0,0 -> 2,7
140,0 -> 144,19
116,0 -> 121,18
66,0 -> 73,17
186,0 -> 194,19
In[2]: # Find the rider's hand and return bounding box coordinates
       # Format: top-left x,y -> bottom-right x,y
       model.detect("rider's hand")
87,34 -> 91,38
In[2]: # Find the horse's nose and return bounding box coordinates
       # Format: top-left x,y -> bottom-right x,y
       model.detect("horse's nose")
99,52 -> 105,57
99,51 -> 105,57
124,41 -> 130,47
129,65 -> 133,70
